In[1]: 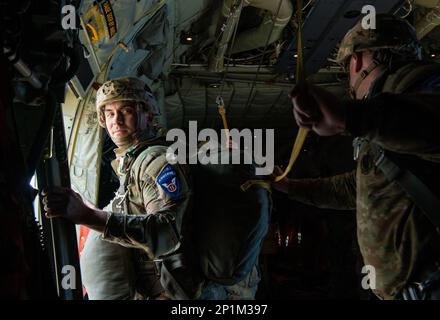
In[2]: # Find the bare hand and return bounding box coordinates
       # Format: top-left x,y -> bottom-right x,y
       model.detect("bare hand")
290,82 -> 346,136
41,187 -> 94,225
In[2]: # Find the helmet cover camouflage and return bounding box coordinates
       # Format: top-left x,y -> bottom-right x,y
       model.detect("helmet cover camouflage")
96,77 -> 159,128
336,14 -> 422,65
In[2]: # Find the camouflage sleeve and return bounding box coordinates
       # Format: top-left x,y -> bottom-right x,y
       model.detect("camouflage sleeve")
345,92 -> 440,162
103,151 -> 191,258
288,170 -> 356,210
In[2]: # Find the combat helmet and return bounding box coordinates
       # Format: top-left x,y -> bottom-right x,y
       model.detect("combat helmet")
336,14 -> 422,65
96,77 -> 159,128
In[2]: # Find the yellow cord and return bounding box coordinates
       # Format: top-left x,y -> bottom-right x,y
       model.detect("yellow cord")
217,100 -> 231,147
226,0 -> 309,191
240,179 -> 272,192
273,127 -> 308,182
86,23 -> 100,42
273,0 -> 309,183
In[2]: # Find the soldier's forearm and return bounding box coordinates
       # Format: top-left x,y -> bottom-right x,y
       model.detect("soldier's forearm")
102,212 -> 180,256
82,209 -> 110,233
288,172 -> 356,210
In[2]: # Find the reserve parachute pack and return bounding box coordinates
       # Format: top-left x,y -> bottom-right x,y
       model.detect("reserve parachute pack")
191,146 -> 272,286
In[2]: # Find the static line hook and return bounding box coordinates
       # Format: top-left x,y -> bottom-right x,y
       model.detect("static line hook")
216,96 -> 225,106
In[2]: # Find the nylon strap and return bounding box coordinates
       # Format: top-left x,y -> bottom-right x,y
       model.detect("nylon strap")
273,126 -> 308,182
274,0 -> 308,182
216,96 -> 231,147
351,58 -> 381,95
221,0 -> 308,191
371,144 -> 440,235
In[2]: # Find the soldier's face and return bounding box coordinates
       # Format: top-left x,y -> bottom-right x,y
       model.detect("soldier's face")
104,101 -> 137,147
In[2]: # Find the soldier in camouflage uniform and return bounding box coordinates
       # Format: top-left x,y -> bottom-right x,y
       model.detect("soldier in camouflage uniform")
273,14 -> 440,300
42,77 -> 259,300
42,77 -> 202,299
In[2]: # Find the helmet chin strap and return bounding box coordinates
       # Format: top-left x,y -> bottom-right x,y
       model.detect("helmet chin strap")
132,103 -> 156,143
349,58 -> 381,100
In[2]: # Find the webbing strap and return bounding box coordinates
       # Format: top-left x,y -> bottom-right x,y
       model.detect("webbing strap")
351,58 -> 381,94
114,141 -> 156,213
221,0 -> 309,191
274,127 -> 308,182
216,96 -> 231,147
85,23 -> 99,42
240,179 -> 272,192
274,0 -> 308,182
371,144 -> 440,235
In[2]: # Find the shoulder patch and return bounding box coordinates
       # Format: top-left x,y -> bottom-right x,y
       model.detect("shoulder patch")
156,164 -> 181,198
